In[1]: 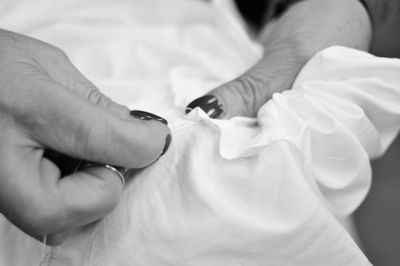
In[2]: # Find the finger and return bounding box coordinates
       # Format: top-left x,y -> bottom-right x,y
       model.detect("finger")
5,30 -> 130,119
185,0 -> 371,119
0,146 -> 125,245
186,52 -> 305,119
28,45 -> 131,119
15,76 -> 171,169
45,53 -> 131,118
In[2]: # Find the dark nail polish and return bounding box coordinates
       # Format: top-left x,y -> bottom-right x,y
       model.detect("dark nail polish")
185,95 -> 224,118
130,110 -> 168,125
160,134 -> 172,156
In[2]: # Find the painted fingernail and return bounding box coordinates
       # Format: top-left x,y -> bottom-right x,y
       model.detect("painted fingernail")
160,134 -> 172,156
185,95 -> 224,118
130,110 -> 168,125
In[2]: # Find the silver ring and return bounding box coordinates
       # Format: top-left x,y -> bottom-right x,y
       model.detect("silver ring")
75,161 -> 126,185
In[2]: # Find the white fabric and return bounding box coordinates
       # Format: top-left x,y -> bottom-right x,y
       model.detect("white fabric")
1,0 -> 400,265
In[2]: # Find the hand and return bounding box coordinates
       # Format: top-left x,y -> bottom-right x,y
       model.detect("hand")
186,0 -> 371,118
0,29 -> 171,245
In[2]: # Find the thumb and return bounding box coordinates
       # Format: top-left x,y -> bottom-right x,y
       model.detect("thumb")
0,57 -> 172,245
26,78 -> 171,169
32,48 -> 172,168
186,53 -> 305,118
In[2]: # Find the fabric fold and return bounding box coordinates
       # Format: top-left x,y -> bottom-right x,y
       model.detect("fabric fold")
0,0 -> 399,265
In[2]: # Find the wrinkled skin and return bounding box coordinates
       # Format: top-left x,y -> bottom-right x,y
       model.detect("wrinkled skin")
204,0 -> 372,118
0,29 -> 170,245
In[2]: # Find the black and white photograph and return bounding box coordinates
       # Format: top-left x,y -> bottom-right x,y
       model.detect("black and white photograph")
0,0 -> 399,265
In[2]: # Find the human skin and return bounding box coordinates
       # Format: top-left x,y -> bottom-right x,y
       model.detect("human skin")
0,0 -> 394,247
0,29 -> 170,245
187,0 -> 376,118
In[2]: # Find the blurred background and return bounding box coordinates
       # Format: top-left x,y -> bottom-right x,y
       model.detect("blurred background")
234,1 -> 400,265
355,12 -> 400,266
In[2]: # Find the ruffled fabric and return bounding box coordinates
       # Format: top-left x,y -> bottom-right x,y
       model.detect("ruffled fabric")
1,0 -> 400,265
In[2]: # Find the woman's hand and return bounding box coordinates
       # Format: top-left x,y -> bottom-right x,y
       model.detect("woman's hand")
0,29 -> 170,245
186,0 -> 372,118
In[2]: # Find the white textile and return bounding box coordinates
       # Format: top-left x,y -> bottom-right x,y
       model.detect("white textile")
1,0 -> 400,265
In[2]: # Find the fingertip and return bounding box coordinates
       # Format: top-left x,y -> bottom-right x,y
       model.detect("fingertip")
213,76 -> 261,118
185,95 -> 225,118
128,110 -> 171,162
44,231 -> 70,246
185,76 -> 259,119
187,61 -> 291,119
107,114 -> 171,168
130,118 -> 171,167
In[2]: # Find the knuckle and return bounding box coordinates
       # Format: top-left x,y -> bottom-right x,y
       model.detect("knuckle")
98,94 -> 112,109
85,87 -> 113,109
79,84 -> 121,111
86,88 -> 103,105
230,75 -> 264,115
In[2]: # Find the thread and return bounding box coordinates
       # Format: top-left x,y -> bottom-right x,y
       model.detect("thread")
28,234 -> 62,266
38,235 -> 49,266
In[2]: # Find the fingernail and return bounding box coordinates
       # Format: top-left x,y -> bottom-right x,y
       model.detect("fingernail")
160,134 -> 172,156
130,110 -> 168,125
185,95 -> 224,118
